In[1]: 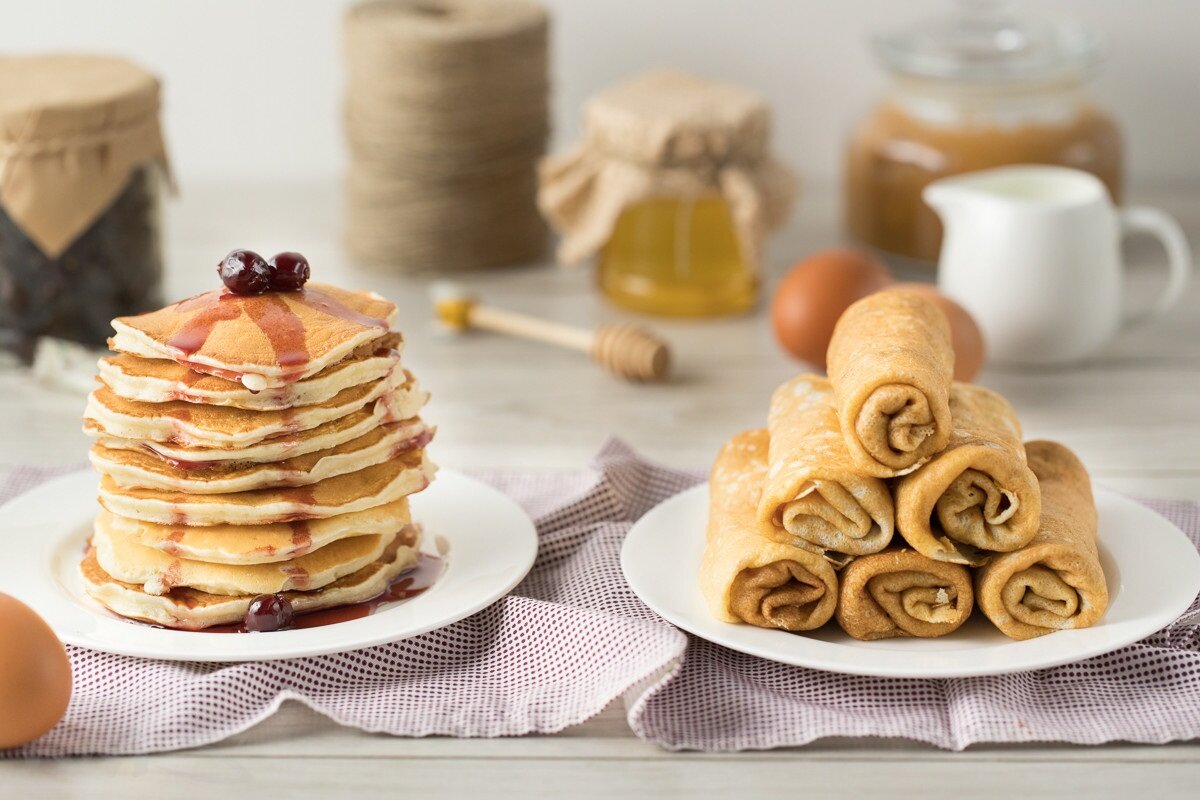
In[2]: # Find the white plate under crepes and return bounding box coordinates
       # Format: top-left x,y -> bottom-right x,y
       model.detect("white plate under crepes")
0,469 -> 537,662
622,483 -> 1200,679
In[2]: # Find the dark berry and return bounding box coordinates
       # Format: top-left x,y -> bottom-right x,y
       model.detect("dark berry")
217,250 -> 271,295
267,252 -> 310,291
244,593 -> 295,632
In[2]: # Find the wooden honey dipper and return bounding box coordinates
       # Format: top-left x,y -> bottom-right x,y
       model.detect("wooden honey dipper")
431,283 -> 670,382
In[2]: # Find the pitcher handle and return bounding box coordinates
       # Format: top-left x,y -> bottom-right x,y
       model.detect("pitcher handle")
1118,206 -> 1192,329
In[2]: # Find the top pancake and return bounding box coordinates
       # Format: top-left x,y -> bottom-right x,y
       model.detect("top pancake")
109,283 -> 399,390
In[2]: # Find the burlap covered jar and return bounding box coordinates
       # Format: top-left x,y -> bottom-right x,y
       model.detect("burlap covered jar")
539,69 -> 796,274
0,54 -> 171,353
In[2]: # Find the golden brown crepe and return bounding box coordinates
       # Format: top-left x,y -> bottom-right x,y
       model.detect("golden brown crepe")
758,375 -> 894,564
701,430 -> 839,632
894,382 -> 1040,565
976,440 -> 1109,640
826,289 -> 954,477
835,548 -> 973,640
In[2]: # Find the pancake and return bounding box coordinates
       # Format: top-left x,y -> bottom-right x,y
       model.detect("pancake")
91,420 -> 433,494
94,515 -> 405,596
98,447 -> 436,526
87,380 -> 428,464
97,334 -> 403,410
109,283 -> 399,390
97,500 -> 411,565
85,367 -> 408,448
80,533 -> 421,630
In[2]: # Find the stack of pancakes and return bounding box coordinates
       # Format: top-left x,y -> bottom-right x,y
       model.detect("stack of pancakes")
80,283 -> 436,629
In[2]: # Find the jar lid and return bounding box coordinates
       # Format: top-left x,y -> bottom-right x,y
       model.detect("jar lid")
0,54 -> 170,258
0,54 -> 161,142
583,69 -> 772,166
872,1 -> 1105,83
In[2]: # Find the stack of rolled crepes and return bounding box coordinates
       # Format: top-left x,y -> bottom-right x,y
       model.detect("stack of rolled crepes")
699,289 -> 1108,642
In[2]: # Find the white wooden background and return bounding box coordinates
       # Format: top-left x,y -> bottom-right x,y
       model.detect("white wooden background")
2,184 -> 1199,796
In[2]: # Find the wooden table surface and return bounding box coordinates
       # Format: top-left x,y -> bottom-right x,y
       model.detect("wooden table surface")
3,183 -> 1199,797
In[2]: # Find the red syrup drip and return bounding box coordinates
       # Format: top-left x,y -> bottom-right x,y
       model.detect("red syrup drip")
287,485 -> 318,509
166,291 -> 243,357
289,520 -> 313,554
301,288 -> 389,331
143,445 -> 214,472
180,367 -> 207,388
162,288 -> 387,385
177,361 -> 257,385
162,528 -> 186,556
243,293 -> 310,369
198,553 -> 444,633
389,428 -> 434,458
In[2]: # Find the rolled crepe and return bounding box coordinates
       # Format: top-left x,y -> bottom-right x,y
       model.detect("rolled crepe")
835,548 -> 973,640
826,289 -> 954,477
701,429 -> 839,631
894,382 -> 1040,565
976,440 -> 1108,640
758,375 -> 894,564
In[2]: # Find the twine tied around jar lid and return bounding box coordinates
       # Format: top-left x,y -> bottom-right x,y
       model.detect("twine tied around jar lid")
343,0 -> 549,272
538,69 -> 797,269
0,54 -> 172,258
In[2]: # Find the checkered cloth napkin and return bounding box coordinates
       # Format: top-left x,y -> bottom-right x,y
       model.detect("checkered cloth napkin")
4,441 -> 1200,756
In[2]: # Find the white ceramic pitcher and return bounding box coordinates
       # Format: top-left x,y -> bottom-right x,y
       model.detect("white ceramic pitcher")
925,165 -> 1192,366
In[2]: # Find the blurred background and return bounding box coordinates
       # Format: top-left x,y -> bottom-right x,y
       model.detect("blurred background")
4,0 -> 1198,190
1,0 -> 1197,484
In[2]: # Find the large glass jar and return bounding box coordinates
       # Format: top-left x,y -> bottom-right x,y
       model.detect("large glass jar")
0,54 -> 170,357
845,2 -> 1123,264
0,166 -> 164,354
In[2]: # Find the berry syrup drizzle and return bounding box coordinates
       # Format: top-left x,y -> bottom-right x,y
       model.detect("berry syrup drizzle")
199,553 -> 444,634
164,287 -> 388,385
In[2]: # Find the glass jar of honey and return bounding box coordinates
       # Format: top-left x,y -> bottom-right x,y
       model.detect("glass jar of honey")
539,69 -> 796,317
845,1 -> 1123,264
598,195 -> 755,317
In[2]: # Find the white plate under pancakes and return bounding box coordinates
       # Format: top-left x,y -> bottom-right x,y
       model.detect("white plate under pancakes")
0,469 -> 537,662
622,483 -> 1200,679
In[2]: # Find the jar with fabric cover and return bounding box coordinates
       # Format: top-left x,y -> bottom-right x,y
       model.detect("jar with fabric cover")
0,54 -> 171,356
539,70 -> 796,318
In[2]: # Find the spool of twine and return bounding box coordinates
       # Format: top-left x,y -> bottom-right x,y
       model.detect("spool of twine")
343,0 -> 549,272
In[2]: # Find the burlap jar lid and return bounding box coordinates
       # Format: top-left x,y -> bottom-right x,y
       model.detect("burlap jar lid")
0,54 -> 171,258
538,69 -> 796,268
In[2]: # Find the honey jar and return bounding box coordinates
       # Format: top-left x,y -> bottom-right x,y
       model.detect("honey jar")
539,69 -> 796,317
845,2 -> 1123,264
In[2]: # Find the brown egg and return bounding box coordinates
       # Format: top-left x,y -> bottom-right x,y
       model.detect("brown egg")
771,248 -> 893,369
894,283 -> 987,382
0,593 -> 72,749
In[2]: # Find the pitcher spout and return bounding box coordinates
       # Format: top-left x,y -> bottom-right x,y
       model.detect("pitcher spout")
921,177 -> 980,224
924,165 -> 1108,221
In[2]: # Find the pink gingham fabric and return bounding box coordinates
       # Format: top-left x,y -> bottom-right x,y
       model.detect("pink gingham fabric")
3,441 -> 1200,756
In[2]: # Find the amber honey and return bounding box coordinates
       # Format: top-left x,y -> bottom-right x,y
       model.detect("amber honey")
597,196 -> 757,317
846,98 -> 1123,264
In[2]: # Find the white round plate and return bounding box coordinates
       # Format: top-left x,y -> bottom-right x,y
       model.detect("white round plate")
0,469 -> 537,662
622,483 -> 1200,679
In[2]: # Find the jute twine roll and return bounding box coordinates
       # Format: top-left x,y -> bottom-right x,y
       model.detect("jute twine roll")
343,0 -> 550,272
